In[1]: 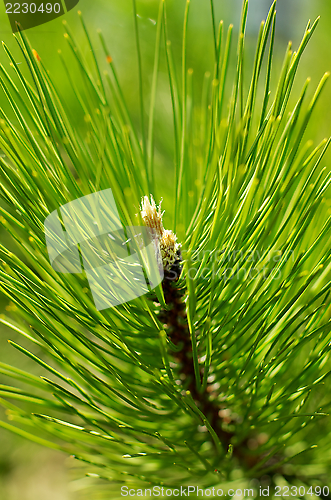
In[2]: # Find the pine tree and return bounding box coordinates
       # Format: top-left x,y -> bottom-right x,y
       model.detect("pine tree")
0,1 -> 331,498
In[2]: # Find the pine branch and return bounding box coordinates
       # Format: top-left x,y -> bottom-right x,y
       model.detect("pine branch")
0,2 -> 331,495
159,269 -> 235,449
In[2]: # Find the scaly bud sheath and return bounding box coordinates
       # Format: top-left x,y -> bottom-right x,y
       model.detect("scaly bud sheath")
140,195 -> 181,276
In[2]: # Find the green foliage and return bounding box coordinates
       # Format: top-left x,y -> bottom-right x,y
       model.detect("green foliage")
0,0 -> 331,497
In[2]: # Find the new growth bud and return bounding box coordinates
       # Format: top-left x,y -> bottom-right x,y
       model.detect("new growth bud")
140,195 -> 181,274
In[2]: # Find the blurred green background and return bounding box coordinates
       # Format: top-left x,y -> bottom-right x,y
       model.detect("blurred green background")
0,0 -> 331,498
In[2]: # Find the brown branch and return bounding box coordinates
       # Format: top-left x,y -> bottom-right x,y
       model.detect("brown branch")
157,256 -> 269,473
